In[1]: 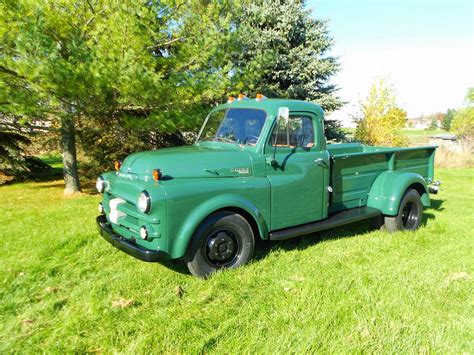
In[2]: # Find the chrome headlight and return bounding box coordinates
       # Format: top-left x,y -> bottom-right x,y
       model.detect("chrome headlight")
96,176 -> 105,193
137,191 -> 151,213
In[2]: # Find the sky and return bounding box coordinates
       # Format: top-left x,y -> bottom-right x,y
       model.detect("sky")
307,0 -> 474,123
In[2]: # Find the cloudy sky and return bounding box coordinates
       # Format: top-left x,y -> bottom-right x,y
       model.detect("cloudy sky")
307,0 -> 473,122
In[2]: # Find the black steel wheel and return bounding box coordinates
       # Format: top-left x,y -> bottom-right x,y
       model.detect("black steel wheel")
185,211 -> 255,278
383,188 -> 423,232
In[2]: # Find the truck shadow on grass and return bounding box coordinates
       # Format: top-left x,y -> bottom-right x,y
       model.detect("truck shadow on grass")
429,198 -> 444,212
255,199 -> 445,261
163,199 -> 445,276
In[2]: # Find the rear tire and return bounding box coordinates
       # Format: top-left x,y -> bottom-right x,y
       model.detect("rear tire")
185,211 -> 255,278
384,189 -> 423,232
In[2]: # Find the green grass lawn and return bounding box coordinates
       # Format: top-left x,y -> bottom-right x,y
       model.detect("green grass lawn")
343,128 -> 446,137
339,128 -> 447,145
38,155 -> 63,169
401,128 -> 447,136
401,128 -> 448,146
1,169 -> 473,352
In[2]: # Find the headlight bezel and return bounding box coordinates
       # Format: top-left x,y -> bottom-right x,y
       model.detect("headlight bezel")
137,190 -> 151,214
96,176 -> 105,194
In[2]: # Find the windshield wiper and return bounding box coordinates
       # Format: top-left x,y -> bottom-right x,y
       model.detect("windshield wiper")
199,136 -> 241,147
215,136 -> 236,143
215,136 -> 243,147
198,137 -> 216,142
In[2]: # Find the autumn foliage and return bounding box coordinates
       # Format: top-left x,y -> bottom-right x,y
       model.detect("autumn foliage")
355,80 -> 407,147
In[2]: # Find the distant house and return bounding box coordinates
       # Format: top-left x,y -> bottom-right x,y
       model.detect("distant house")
407,116 -> 429,129
407,113 -> 444,129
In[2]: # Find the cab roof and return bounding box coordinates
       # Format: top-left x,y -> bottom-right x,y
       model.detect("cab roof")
214,98 -> 325,119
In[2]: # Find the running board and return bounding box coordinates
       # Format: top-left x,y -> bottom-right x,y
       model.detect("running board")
268,207 -> 381,241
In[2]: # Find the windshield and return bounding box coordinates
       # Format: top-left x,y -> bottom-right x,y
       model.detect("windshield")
197,108 -> 266,146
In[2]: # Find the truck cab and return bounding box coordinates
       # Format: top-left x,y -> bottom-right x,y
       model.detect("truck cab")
96,97 -> 438,278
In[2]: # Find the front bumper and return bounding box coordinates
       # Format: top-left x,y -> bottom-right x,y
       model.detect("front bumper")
96,215 -> 169,262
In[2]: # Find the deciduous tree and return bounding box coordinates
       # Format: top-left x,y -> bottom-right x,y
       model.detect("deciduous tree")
355,79 -> 407,146
452,88 -> 474,150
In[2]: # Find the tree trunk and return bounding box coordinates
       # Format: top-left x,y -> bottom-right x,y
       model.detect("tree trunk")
60,116 -> 81,194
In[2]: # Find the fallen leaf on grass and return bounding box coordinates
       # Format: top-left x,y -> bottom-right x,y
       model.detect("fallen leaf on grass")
418,346 -> 429,354
45,287 -> 59,293
21,319 -> 35,327
446,272 -> 468,282
112,298 -> 135,308
291,275 -> 305,282
361,328 -> 371,338
174,285 -> 184,298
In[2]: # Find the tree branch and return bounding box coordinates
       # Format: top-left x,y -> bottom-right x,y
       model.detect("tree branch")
148,36 -> 185,49
0,120 -> 55,132
0,65 -> 25,79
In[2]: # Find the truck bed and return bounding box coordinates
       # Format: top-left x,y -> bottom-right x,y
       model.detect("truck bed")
327,143 -> 436,213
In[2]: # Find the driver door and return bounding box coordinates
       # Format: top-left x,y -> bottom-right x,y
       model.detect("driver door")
265,112 -> 327,231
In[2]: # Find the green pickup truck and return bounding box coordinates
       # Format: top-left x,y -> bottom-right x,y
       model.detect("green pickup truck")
96,97 -> 439,278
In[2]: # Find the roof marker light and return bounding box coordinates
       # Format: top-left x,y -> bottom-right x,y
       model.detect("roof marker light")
255,93 -> 267,101
237,93 -> 248,101
228,96 -> 235,103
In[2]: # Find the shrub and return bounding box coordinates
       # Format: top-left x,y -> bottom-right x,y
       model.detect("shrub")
355,80 -> 407,146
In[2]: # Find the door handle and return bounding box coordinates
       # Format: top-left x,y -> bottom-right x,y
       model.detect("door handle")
314,158 -> 328,168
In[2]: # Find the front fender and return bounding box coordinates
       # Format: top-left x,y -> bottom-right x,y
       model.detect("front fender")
170,194 -> 269,259
367,171 -> 430,216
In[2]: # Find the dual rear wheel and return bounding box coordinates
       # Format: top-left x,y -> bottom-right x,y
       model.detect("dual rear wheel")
382,188 -> 423,232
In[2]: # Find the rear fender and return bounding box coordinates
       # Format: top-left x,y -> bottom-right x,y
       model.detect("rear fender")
367,171 -> 430,216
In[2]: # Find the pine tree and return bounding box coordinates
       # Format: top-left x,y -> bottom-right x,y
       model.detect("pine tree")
0,0 -> 234,193
443,109 -> 456,131
231,0 -> 342,112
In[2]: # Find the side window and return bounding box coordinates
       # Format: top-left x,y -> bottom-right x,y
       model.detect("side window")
270,115 -> 315,149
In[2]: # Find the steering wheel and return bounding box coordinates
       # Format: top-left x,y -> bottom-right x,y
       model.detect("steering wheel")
243,135 -> 259,145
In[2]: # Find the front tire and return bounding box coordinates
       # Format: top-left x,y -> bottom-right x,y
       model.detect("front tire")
185,211 -> 255,278
384,188 -> 423,232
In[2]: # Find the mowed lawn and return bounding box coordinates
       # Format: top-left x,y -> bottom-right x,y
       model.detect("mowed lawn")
1,169 -> 473,352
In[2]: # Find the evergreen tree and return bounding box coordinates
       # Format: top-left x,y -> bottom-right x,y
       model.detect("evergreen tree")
0,129 -> 30,175
0,0 -> 234,193
231,0 -> 342,112
0,117 -> 52,179
443,108 -> 456,131
429,118 -> 438,130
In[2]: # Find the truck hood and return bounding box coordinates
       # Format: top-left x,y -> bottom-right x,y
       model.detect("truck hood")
120,145 -> 254,179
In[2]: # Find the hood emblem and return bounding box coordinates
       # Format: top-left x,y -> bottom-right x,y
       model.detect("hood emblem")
231,167 -> 250,175
117,172 -> 138,180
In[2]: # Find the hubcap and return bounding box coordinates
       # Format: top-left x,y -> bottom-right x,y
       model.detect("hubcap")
206,230 -> 238,265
